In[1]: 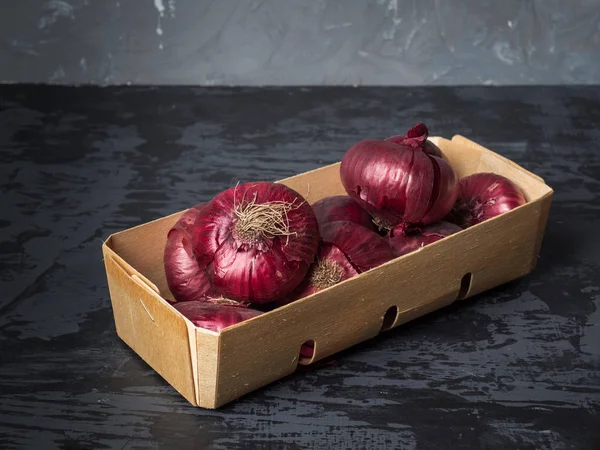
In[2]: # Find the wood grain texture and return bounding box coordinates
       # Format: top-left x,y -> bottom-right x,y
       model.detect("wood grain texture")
102,252 -> 197,406
1,85 -> 599,449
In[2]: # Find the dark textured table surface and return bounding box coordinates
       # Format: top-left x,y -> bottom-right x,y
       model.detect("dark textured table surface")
1,85 -> 599,450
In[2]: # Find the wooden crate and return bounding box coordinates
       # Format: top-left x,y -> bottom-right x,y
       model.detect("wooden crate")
102,135 -> 553,409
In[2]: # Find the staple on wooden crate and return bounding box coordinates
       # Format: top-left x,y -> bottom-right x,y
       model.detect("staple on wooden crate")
136,297 -> 156,324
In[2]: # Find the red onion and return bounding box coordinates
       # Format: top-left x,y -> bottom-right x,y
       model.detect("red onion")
320,221 -> 395,273
311,195 -> 376,232
173,301 -> 262,332
284,243 -> 359,302
448,173 -> 527,228
275,222 -> 392,308
164,204 -> 214,302
193,182 -> 319,304
388,221 -> 463,257
385,122 -> 443,158
300,342 -> 314,359
340,123 -> 459,231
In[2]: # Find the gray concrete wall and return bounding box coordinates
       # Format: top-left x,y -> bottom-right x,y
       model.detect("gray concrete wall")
1,0 -> 599,85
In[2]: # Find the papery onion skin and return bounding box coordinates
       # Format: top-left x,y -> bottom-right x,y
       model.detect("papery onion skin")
173,301 -> 262,332
341,125 -> 459,230
164,203 -> 214,302
420,153 -> 460,225
311,195 -> 376,232
388,221 -> 463,257
448,173 -> 527,228
193,182 -> 320,304
320,221 -> 395,273
385,122 -> 443,158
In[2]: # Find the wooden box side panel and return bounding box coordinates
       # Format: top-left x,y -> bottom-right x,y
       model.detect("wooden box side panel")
454,201 -> 544,297
213,196 -> 544,407
103,244 -> 197,406
279,162 -> 346,204
436,136 -> 553,201
530,192 -> 553,270
436,135 -> 554,271
109,211 -> 184,299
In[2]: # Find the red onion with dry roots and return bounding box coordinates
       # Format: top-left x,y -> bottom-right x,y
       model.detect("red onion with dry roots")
340,123 -> 459,231
311,195 -> 376,232
285,243 -> 359,301
388,221 -> 463,257
164,203 -> 214,302
276,221 -> 392,307
173,301 -> 262,332
448,173 -> 527,228
193,182 -> 320,304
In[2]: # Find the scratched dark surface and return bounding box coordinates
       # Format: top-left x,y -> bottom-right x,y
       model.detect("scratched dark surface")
0,86 -> 599,450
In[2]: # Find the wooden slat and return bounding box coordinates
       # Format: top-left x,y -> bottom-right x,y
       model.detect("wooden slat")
102,245 -> 197,406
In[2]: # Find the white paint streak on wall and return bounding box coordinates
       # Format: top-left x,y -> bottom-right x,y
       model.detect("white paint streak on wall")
383,0 -> 401,41
389,0 -> 401,25
38,1 -> 75,29
324,22 -> 353,31
154,0 -> 166,49
493,41 -> 521,65
10,39 -> 39,56
154,0 -> 165,16
153,0 -> 174,49
50,66 -> 66,81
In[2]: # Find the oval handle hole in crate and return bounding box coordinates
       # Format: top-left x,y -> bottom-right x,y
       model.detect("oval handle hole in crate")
298,340 -> 315,365
456,272 -> 473,300
380,305 -> 399,333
